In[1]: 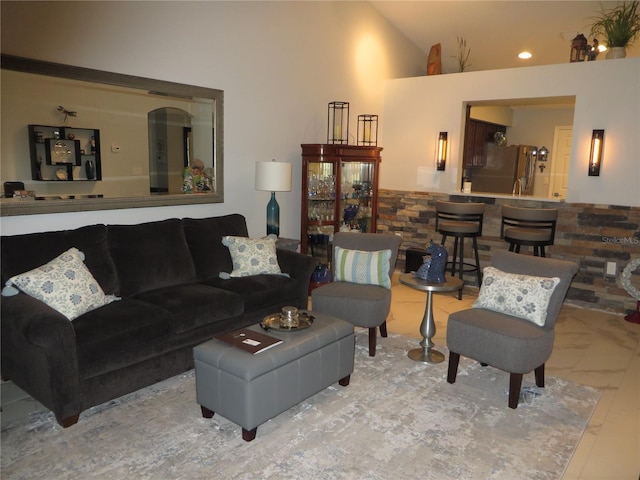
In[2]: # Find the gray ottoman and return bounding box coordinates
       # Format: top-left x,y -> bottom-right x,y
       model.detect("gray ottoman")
193,313 -> 355,441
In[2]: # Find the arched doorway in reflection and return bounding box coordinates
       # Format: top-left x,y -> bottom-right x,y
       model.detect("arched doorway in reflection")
148,107 -> 192,194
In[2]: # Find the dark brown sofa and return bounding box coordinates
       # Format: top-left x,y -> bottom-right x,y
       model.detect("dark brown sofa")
1,214 -> 315,427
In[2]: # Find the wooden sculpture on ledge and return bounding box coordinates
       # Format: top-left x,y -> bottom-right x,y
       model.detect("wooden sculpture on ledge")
427,43 -> 442,75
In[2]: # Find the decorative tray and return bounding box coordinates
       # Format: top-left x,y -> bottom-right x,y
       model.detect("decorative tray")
260,312 -> 314,332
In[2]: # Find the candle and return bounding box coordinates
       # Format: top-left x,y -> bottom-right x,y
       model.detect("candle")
364,123 -> 371,143
334,121 -> 342,141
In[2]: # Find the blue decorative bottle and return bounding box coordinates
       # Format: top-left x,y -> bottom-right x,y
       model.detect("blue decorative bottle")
266,192 -> 280,236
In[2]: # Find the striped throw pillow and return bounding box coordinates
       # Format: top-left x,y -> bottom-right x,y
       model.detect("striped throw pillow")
333,246 -> 392,289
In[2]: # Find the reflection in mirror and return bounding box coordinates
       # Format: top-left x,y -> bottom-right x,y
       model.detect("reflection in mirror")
0,54 -> 223,216
461,96 -> 575,199
149,107 -> 193,194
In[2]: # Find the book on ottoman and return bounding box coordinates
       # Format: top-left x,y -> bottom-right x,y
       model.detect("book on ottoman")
216,328 -> 282,354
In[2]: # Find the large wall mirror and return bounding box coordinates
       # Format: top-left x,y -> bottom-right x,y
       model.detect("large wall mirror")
0,54 -> 223,216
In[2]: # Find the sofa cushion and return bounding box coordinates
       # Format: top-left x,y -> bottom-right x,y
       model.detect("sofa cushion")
221,236 -> 283,277
133,283 -> 244,333
74,298 -> 176,379
0,224 -> 119,295
108,219 -> 196,297
6,247 -> 117,320
205,274 -> 301,312
183,214 -> 249,280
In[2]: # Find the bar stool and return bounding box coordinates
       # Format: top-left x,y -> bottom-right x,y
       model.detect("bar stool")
435,201 -> 484,297
501,205 -> 558,257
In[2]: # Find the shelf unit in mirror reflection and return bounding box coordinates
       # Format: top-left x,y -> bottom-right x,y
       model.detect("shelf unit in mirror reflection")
29,124 -> 101,182
300,144 -> 382,267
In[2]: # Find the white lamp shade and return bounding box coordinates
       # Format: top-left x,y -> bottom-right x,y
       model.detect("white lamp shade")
255,161 -> 292,192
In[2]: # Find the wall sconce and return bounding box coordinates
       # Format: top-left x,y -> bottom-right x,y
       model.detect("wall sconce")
327,101 -> 349,144
436,132 -> 447,171
538,146 -> 549,162
255,159 -> 293,236
537,146 -> 549,172
588,130 -> 604,176
357,114 -> 378,146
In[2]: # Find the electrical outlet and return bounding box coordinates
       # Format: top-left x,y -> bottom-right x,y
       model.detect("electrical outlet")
606,261 -> 617,276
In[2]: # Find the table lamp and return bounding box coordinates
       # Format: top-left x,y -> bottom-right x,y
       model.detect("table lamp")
255,160 -> 292,236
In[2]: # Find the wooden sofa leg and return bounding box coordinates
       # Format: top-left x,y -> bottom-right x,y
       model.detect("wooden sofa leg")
447,352 -> 460,384
368,327 -> 377,357
242,427 -> 257,442
509,373 -> 523,409
58,414 -> 80,428
338,374 -> 351,386
534,364 -> 545,388
201,405 -> 215,418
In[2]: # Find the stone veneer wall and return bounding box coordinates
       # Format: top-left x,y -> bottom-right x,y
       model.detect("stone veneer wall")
376,189 -> 640,315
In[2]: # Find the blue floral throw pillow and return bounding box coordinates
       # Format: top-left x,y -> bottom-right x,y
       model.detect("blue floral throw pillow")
473,266 -> 560,326
3,247 -> 117,320
220,236 -> 283,278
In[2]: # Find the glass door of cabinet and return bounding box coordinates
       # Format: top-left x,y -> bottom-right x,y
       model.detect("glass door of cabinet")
306,161 -> 336,266
340,160 -> 375,233
301,144 -> 382,268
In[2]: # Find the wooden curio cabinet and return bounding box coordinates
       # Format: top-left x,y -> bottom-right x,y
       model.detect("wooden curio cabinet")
300,144 -> 382,266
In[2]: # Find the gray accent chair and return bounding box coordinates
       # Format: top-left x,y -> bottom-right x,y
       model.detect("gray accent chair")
446,250 -> 579,408
311,232 -> 401,357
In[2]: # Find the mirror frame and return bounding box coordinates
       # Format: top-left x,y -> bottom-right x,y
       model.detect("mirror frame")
0,54 -> 224,216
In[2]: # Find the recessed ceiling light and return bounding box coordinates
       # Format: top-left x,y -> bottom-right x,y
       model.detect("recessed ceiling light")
518,51 -> 532,59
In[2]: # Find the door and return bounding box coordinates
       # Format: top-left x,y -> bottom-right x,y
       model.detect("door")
549,126 -> 572,199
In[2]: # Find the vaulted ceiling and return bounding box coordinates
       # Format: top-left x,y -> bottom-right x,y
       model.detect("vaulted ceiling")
370,1 -> 639,73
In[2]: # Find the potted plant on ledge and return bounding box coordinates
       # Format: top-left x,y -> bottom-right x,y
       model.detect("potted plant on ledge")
590,1 -> 640,59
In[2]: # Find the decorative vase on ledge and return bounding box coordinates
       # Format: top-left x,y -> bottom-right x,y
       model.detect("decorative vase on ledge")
606,47 -> 626,59
85,159 -> 95,180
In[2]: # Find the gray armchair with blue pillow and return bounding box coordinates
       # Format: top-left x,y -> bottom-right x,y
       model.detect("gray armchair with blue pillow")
446,250 -> 579,408
311,232 -> 401,357
1,215 -> 315,427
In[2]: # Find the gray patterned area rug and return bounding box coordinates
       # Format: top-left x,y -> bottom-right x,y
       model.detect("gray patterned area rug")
1,333 -> 600,480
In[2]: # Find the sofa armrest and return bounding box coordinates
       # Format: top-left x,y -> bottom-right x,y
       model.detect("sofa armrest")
276,249 -> 316,306
1,293 -> 81,424
277,248 -> 315,279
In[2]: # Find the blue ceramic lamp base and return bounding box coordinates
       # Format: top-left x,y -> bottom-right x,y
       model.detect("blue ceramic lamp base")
266,191 -> 280,237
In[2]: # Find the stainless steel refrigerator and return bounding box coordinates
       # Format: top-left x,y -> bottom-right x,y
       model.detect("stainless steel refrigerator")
471,144 -> 537,195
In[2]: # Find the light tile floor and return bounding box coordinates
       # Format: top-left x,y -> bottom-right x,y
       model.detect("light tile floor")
387,273 -> 640,480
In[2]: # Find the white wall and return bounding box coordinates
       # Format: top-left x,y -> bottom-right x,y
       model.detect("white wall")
0,1 -> 426,236
381,58 -> 640,207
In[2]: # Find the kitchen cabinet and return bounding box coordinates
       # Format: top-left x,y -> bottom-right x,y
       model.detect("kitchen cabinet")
28,124 -> 102,182
463,118 -> 506,167
300,144 -> 381,266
